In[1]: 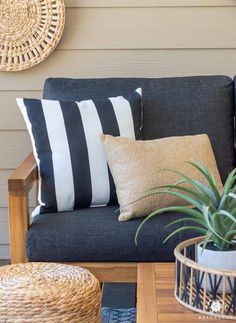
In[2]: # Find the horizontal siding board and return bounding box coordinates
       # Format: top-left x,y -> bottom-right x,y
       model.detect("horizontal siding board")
0,170 -> 36,208
0,49 -> 235,90
1,2 -> 235,262
58,7 -> 236,49
0,245 -> 9,260
66,0 -> 236,8
0,132 -> 32,168
0,208 -> 34,222
0,207 -> 34,247
0,226 -> 8,245
0,209 -> 8,223
0,91 -> 42,130
0,209 -> 9,244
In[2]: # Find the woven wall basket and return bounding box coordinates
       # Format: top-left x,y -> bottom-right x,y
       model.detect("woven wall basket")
0,0 -> 65,72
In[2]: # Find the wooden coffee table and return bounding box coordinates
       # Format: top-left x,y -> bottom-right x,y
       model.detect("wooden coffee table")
136,263 -> 230,323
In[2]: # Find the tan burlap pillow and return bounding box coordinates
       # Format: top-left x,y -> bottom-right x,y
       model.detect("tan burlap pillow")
100,134 -> 223,221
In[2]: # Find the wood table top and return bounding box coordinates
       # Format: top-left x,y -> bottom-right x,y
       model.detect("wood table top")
137,263 -> 232,323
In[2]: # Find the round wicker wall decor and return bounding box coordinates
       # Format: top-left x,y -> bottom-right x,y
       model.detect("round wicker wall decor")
0,0 -> 65,72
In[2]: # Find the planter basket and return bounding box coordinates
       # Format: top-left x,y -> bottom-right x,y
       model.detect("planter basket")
174,236 -> 236,320
0,0 -> 65,71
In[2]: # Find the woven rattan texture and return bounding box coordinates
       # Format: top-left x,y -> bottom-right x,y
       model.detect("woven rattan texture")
174,237 -> 236,320
0,262 -> 101,322
0,0 -> 65,71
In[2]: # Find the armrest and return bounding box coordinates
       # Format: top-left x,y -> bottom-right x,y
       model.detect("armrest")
8,153 -> 38,264
8,153 -> 38,192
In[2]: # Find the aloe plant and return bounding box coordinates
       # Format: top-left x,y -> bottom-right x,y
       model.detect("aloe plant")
135,161 -> 236,251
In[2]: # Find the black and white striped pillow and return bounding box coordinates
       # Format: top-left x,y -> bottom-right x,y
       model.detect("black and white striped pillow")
17,88 -> 142,216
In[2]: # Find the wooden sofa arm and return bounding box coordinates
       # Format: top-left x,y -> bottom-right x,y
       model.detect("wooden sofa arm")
8,153 -> 38,264
8,153 -> 37,192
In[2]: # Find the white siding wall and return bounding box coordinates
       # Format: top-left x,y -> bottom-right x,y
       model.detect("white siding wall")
0,0 -> 235,258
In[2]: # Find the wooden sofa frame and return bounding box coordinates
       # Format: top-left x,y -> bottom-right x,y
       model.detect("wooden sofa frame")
8,153 -> 137,283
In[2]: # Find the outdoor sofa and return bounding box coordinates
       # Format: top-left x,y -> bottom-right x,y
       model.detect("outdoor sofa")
8,75 -> 235,282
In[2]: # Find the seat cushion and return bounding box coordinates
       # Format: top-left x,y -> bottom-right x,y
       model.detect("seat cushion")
44,76 -> 235,182
27,206 -> 198,262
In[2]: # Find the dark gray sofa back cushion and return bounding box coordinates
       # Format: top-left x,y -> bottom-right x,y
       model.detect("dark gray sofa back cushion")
44,75 -> 235,182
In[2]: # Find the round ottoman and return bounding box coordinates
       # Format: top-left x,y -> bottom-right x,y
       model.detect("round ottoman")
0,262 -> 101,322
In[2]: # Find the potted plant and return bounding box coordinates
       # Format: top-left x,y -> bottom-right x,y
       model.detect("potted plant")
135,161 -> 236,292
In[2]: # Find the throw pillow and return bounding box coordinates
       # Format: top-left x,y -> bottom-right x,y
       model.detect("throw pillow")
100,134 -> 223,221
17,88 -> 142,216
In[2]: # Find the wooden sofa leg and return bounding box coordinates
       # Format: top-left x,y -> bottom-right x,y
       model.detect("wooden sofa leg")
9,191 -> 29,264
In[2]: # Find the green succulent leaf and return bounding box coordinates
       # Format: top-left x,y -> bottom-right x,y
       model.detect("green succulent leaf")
135,205 -> 202,245
165,217 -> 207,229
163,226 -> 207,244
187,161 -> 221,201
224,230 -> 236,242
213,210 -> 236,225
191,180 -> 217,203
146,189 -> 203,211
218,194 -> 230,211
222,168 -> 236,196
202,206 -> 231,246
159,167 -> 219,207
149,184 -> 214,208
148,179 -> 187,192
229,193 -> 236,199
227,193 -> 236,211
134,161 -> 236,251
201,232 -> 213,253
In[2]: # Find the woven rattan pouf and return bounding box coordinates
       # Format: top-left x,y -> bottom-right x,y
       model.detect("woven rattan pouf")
0,262 -> 101,322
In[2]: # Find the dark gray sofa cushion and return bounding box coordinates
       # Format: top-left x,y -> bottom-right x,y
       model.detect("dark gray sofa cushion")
44,75 -> 235,182
27,206 -> 198,262
35,75 -> 235,263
